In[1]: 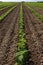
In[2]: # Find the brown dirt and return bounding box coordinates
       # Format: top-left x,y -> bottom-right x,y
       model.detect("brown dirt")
33,7 -> 43,16
23,5 -> 43,65
0,5 -> 20,65
0,5 -> 19,43
29,5 -> 43,16
0,5 -> 14,16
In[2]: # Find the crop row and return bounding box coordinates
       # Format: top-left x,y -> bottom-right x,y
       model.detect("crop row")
0,2 -> 16,9
0,2 -> 18,11
25,3 -> 43,22
26,2 -> 43,9
0,5 -> 17,21
15,4 -> 29,65
0,6 -> 11,11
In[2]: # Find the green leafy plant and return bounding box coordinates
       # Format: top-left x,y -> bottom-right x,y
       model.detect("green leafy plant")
0,6 -> 16,21
15,4 -> 29,65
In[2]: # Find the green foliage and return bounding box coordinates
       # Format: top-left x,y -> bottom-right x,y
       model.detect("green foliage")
0,2 -> 18,21
0,6 -> 16,21
25,4 -> 43,22
17,50 -> 28,65
0,2 -> 17,9
0,2 -> 18,11
15,4 -> 29,65
25,2 -> 43,9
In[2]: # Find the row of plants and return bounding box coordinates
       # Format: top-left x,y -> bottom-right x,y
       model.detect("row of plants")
26,2 -> 43,9
15,4 -> 29,65
0,5 -> 17,21
0,2 -> 15,9
0,2 -> 18,11
0,6 -> 11,11
25,4 -> 43,22
0,4 -> 14,11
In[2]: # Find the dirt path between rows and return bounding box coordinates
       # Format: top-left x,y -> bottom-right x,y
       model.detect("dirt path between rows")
0,5 -> 19,43
23,5 -> 43,65
0,5 -> 20,65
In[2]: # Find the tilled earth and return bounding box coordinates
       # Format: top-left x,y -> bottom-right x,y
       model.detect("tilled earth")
0,5 -> 20,65
0,4 -> 43,65
28,5 -> 43,16
34,8 -> 43,16
32,7 -> 43,16
23,5 -> 43,65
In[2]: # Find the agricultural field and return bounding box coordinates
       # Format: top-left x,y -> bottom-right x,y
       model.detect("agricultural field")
0,2 -> 43,65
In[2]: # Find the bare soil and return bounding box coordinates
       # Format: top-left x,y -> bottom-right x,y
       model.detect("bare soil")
0,6 -> 19,43
0,5 -> 20,65
0,4 -> 43,65
33,7 -> 43,16
30,5 -> 43,16
23,5 -> 43,65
